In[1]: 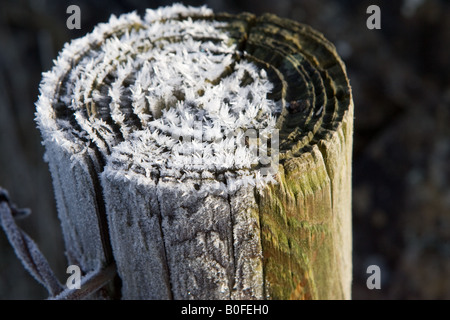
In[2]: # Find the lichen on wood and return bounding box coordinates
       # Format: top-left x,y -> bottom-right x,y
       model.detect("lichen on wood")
36,4 -> 353,299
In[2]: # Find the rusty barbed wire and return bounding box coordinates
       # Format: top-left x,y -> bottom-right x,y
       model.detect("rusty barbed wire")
0,187 -> 116,299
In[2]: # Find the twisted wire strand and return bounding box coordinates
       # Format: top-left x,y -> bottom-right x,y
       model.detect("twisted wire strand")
0,187 -> 116,299
0,187 -> 64,296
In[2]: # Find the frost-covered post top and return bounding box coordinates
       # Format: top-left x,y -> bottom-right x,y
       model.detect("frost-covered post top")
36,4 -> 351,193
36,4 -> 285,193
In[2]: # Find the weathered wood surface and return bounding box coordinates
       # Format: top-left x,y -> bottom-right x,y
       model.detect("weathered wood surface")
36,4 -> 353,299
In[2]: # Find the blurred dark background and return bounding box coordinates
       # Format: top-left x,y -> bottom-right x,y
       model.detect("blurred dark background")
0,0 -> 449,299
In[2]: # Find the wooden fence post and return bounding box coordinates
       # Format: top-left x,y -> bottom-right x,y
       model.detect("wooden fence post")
36,4 -> 353,299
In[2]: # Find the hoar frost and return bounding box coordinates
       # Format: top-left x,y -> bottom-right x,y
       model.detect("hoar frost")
36,4 -> 279,195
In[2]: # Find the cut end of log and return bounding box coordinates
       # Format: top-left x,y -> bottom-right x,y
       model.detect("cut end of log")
36,4 -> 353,300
